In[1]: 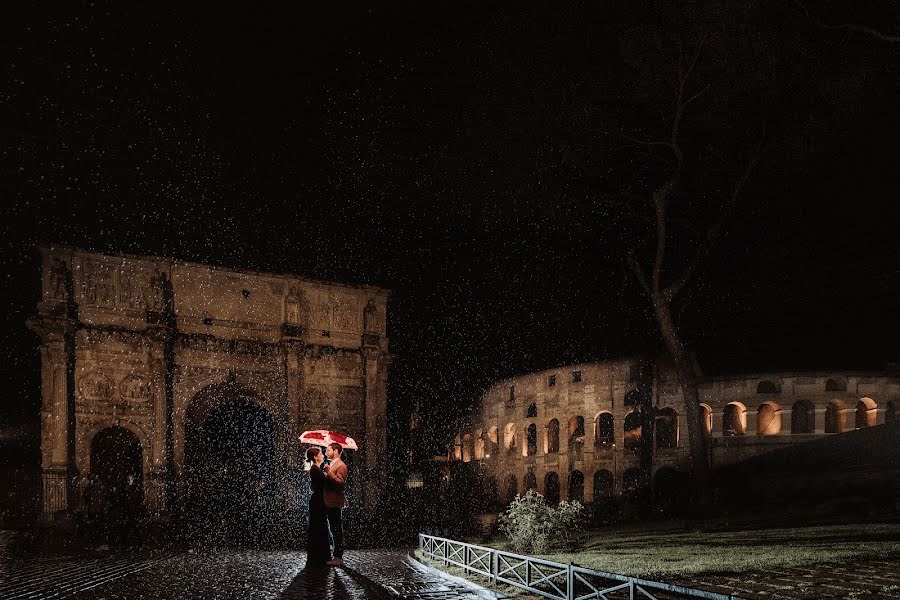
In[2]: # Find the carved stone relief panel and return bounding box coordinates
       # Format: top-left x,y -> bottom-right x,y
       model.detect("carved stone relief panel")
78,371 -> 115,401
120,373 -> 153,401
117,266 -> 164,311
81,260 -> 116,308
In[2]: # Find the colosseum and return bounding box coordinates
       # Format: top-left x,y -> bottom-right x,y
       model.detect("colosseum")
450,359 -> 900,506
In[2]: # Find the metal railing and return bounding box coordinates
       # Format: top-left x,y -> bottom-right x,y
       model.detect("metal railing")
418,533 -> 745,600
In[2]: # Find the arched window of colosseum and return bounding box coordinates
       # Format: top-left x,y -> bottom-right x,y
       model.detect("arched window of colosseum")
723,402 -> 746,436
453,435 -> 462,461
623,468 -> 643,502
526,402 -> 537,418
593,469 -> 614,501
886,401 -> 897,425
544,472 -> 561,505
547,419 -> 560,453
506,474 -> 518,503
524,470 -> 537,491
855,398 -> 877,429
825,400 -> 844,433
791,400 -> 814,434
526,423 -> 538,456
624,410 -> 642,452
825,378 -> 847,392
474,428 -> 485,460
487,426 -> 500,456
568,470 -> 585,503
568,416 -> 585,452
594,412 -> 614,447
756,402 -> 781,436
756,380 -> 779,394
462,434 -> 473,462
655,407 -> 678,448
700,404 -> 713,437
504,423 -> 517,454
484,475 -> 500,510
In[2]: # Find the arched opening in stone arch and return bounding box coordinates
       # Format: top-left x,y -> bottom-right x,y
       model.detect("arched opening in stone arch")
90,426 -> 144,521
544,472 -> 560,505
568,416 -> 585,453
568,470 -> 585,503
886,401 -> 897,425
526,402 -> 537,418
504,423 -> 517,455
825,400 -> 844,433
486,426 -> 499,457
185,390 -> 276,546
655,408 -> 678,448
791,400 -> 814,434
524,470 -> 537,492
624,411 -> 642,453
855,398 -> 877,429
757,402 -> 781,435
700,404 -> 713,437
505,474 -> 518,503
546,419 -> 560,453
723,402 -> 746,436
594,412 -> 614,447
526,424 -> 538,456
593,469 -> 613,502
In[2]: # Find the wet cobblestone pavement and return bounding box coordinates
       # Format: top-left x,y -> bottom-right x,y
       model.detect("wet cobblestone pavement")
0,532 -> 489,599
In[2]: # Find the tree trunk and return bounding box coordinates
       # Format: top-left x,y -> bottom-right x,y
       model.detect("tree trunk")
652,297 -> 714,509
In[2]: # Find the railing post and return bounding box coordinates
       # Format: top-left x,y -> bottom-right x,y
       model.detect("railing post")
567,563 -> 574,600
491,550 -> 497,585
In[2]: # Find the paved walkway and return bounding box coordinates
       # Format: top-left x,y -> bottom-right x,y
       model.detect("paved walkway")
0,531 -> 488,599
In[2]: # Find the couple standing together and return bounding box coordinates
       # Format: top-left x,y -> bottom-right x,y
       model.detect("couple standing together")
305,442 -> 348,568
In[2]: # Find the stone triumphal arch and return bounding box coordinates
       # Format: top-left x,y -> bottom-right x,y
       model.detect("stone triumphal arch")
28,246 -> 391,523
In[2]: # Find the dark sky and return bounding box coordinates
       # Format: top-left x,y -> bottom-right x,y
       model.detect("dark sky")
2,2 -> 899,450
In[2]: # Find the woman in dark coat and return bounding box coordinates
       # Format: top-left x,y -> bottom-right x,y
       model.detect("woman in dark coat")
305,447 -> 331,567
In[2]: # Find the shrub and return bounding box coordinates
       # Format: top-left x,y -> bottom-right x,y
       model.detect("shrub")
497,489 -> 585,554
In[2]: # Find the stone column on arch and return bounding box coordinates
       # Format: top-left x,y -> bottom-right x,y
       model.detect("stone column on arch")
36,333 -> 72,521
144,342 -> 169,519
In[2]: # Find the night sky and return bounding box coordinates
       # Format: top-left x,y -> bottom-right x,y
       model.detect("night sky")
2,2 -> 899,454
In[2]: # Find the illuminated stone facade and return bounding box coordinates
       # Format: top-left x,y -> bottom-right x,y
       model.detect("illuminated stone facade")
451,359 -> 899,505
28,246 -> 391,521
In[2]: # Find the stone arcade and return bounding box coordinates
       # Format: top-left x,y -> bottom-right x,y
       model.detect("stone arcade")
451,360 -> 899,506
28,246 -> 391,523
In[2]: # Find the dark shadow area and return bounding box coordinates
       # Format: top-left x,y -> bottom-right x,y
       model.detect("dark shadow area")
279,564 -> 389,600
715,423 -> 900,524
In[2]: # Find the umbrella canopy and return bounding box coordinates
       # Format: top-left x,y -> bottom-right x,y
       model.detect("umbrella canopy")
299,429 -> 358,451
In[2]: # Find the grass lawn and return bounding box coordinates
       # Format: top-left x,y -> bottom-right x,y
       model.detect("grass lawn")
465,521 -> 900,579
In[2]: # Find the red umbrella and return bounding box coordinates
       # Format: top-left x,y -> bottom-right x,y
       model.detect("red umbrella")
299,429 -> 358,451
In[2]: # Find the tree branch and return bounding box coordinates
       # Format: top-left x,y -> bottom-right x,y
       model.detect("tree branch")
627,253 -> 651,296
663,137 -> 764,302
821,22 -> 900,43
790,1 -> 900,43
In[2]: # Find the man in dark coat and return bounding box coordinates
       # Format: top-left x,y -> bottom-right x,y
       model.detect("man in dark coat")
322,442 -> 348,566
